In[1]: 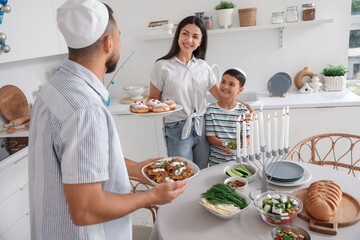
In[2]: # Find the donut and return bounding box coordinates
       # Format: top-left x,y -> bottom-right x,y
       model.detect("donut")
146,99 -> 161,112
153,103 -> 170,113
131,101 -> 149,113
164,99 -> 176,110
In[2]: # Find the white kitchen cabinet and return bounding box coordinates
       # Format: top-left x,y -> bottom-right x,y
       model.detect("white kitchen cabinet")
0,0 -> 63,64
0,156 -> 29,240
51,0 -> 68,54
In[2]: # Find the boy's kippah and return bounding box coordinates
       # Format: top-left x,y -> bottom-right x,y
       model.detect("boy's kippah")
233,67 -> 247,80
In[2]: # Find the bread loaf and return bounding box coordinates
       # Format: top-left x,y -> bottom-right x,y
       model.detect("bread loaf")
305,180 -> 342,221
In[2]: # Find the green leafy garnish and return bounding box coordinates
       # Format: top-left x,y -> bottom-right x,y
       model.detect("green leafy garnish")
201,184 -> 247,209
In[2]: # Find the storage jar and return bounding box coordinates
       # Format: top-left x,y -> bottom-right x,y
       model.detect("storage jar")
203,15 -> 213,30
272,12 -> 284,24
302,3 -> 316,21
286,6 -> 299,22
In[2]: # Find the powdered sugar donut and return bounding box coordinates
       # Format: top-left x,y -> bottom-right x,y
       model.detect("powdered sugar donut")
164,99 -> 176,110
146,99 -> 161,112
130,101 -> 149,113
153,102 -> 170,113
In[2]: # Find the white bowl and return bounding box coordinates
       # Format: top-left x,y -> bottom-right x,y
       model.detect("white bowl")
200,191 -> 251,219
123,85 -> 147,100
224,177 -> 248,192
223,163 -> 257,183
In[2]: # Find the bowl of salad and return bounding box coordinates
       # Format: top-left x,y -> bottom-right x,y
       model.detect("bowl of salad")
271,224 -> 311,240
254,191 -> 303,226
224,139 -> 242,155
223,163 -> 257,183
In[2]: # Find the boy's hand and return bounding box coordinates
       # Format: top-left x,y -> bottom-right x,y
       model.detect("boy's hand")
221,142 -> 233,155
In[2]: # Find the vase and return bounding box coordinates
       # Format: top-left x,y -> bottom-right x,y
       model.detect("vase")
216,9 -> 234,29
238,7 -> 257,27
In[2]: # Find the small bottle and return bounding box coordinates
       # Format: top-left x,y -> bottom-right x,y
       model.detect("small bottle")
203,15 -> 213,30
302,3 -> 316,21
286,6 -> 299,23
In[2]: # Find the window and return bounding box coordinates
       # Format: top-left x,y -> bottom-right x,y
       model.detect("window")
348,0 -> 360,95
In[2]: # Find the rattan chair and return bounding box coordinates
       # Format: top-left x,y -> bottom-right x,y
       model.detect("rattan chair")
130,176 -> 158,240
285,133 -> 360,178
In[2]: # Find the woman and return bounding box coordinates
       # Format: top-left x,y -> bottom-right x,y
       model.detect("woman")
148,16 -> 252,169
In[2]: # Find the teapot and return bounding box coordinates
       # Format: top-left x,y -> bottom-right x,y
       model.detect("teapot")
211,64 -> 221,83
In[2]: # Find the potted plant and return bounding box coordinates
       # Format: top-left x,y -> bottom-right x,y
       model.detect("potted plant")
322,64 -> 348,92
215,1 -> 235,29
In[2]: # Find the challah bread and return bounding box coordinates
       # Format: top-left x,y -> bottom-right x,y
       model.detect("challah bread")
305,180 -> 342,221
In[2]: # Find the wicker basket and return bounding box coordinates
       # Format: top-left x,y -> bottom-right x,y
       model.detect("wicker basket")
322,76 -> 346,92
238,7 -> 257,27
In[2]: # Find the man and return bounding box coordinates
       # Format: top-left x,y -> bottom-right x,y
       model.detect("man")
28,0 -> 187,239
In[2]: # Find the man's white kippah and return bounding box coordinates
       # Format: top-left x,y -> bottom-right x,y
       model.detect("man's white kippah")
57,0 -> 109,49
233,67 -> 247,80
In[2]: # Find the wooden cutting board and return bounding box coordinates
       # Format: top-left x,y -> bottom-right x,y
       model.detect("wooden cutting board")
0,85 -> 29,121
292,188 -> 360,235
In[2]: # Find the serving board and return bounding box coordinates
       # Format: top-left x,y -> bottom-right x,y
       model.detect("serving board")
0,85 -> 28,121
292,188 -> 360,235
119,95 -> 148,104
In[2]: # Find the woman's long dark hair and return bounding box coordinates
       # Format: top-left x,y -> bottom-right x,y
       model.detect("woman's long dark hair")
157,16 -> 208,62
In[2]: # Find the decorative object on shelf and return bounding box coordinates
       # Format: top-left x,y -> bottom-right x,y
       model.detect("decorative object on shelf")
267,72 -> 291,98
309,76 -> 322,93
148,20 -> 168,28
286,6 -> 299,23
322,64 -> 348,92
294,67 -> 317,89
0,0 -> 11,25
215,1 -> 235,29
238,7 -> 257,27
162,23 -> 174,34
272,12 -> 284,24
194,12 -> 204,20
302,3 -> 316,21
203,15 -> 213,30
299,82 -> 313,94
0,32 -> 10,54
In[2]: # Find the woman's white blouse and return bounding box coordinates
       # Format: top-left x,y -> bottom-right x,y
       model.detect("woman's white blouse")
150,56 -> 217,139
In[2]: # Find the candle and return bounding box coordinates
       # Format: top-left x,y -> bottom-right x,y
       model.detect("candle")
279,108 -> 286,150
266,114 -> 271,152
254,115 -> 260,155
272,112 -> 278,151
236,115 -> 241,158
249,117 -> 254,156
259,104 -> 265,147
242,115 -> 247,157
285,106 -> 290,148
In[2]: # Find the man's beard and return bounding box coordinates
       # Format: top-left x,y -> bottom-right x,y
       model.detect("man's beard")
106,54 -> 119,73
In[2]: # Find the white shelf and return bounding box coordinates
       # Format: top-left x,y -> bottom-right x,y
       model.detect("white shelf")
137,18 -> 334,47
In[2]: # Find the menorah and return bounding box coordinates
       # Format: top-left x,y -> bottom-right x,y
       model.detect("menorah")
235,105 -> 290,198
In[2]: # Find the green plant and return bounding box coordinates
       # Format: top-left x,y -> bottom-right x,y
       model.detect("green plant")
322,64 -> 348,77
215,1 -> 235,10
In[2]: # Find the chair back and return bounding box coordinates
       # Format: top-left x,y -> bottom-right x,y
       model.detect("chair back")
285,133 -> 360,178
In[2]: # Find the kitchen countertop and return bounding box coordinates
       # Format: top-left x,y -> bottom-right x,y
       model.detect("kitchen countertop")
109,90 -> 360,115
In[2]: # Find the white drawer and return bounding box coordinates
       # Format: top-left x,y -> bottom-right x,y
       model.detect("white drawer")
0,156 -> 28,203
0,183 -> 29,236
0,213 -> 30,240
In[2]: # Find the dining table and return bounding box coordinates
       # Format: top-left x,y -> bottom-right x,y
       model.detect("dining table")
149,161 -> 360,240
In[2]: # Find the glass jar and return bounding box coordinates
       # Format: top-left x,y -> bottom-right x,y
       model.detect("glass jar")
203,15 -> 213,30
302,3 -> 316,21
286,6 -> 299,23
272,12 -> 284,24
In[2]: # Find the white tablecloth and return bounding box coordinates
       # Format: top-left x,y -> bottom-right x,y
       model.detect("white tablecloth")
149,162 -> 360,240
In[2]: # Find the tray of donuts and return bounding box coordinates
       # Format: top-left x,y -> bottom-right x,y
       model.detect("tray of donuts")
292,180 -> 360,235
129,99 -> 183,116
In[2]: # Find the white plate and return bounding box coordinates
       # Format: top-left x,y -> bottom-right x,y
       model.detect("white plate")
141,156 -> 199,185
128,104 -> 183,117
267,165 -> 312,187
200,191 -> 252,219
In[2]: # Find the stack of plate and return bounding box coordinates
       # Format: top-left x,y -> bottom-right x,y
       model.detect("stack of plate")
265,161 -> 312,187
267,72 -> 292,97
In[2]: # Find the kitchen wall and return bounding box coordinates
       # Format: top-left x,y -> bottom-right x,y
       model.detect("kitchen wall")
102,0 -> 351,97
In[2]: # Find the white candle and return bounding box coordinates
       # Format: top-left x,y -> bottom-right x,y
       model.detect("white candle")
259,104 -> 265,147
249,117 -> 254,156
236,115 -> 241,158
285,106 -> 290,149
279,108 -> 286,150
272,112 -> 278,151
266,114 -> 271,152
254,115 -> 260,155
242,115 -> 247,157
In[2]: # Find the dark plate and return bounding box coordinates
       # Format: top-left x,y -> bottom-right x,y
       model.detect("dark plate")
265,162 -> 304,182
267,73 -> 291,97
